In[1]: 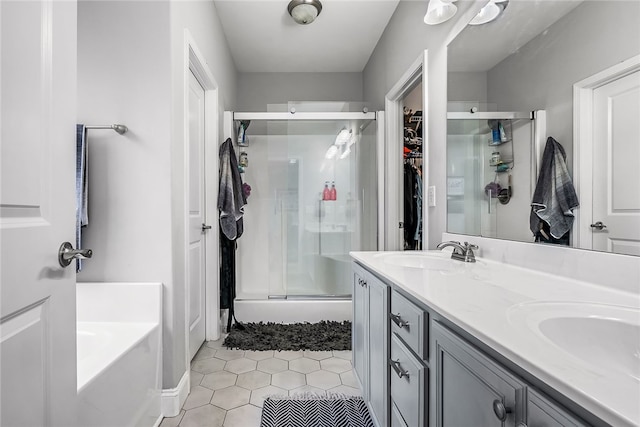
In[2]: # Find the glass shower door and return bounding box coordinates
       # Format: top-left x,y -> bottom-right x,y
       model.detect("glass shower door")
266,118 -> 377,298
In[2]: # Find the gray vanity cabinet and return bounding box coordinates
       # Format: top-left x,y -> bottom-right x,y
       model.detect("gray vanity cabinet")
432,320 -> 526,427
527,389 -> 587,427
352,263 -> 389,427
353,265 -> 368,398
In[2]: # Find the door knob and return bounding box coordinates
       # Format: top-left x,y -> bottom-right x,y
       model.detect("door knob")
202,223 -> 212,231
58,242 -> 93,268
590,221 -> 607,231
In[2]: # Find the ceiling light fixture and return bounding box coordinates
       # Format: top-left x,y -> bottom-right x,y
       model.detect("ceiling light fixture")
335,129 -> 352,146
469,0 -> 508,26
424,0 -> 458,26
288,0 -> 322,25
325,144 -> 339,159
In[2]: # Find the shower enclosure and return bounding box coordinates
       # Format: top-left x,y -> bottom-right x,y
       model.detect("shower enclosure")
224,104 -> 381,320
446,111 -> 545,242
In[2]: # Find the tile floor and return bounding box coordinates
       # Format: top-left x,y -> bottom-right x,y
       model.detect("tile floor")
159,338 -> 361,427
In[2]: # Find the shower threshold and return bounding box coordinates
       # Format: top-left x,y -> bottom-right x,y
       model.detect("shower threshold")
235,298 -> 352,323
268,294 -> 351,300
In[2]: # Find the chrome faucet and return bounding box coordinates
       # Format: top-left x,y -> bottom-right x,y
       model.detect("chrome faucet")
436,241 -> 479,263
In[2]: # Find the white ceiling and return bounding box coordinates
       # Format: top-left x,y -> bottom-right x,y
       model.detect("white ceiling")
213,0 -> 401,73
448,0 -> 584,72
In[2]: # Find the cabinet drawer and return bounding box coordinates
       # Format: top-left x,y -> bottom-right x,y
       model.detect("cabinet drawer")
390,334 -> 427,427
391,289 -> 427,358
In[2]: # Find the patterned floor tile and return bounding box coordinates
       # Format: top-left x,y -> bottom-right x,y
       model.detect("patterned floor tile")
182,386 -> 214,410
340,370 -> 359,388
320,357 -> 352,373
271,370 -> 306,390
256,357 -> 288,374
249,385 -> 287,408
224,358 -> 257,375
214,349 -> 245,361
306,370 -> 341,389
194,346 -> 217,360
328,384 -> 362,397
332,350 -> 352,360
303,350 -> 333,361
191,357 -> 226,375
244,350 -> 274,361
190,370 -> 204,389
222,404 -> 262,427
159,409 -> 184,427
201,371 -> 237,391
179,404 -> 226,427
289,384 -> 327,397
288,357 -> 320,374
273,350 -> 303,361
236,370 -> 271,390
210,386 -> 250,410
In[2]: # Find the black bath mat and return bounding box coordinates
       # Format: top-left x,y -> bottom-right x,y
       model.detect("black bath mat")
223,321 -> 351,351
260,394 -> 373,427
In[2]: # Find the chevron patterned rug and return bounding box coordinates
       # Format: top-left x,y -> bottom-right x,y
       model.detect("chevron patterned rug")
260,393 -> 374,427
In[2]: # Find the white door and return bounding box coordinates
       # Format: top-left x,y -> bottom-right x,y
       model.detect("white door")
592,70 -> 640,256
188,70 -> 207,359
1,1 -> 78,426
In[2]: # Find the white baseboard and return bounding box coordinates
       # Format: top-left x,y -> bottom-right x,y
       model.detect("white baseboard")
161,371 -> 189,417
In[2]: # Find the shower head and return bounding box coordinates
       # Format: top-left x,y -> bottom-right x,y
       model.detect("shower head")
112,124 -> 128,135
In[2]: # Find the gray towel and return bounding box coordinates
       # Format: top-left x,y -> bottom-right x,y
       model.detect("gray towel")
218,138 -> 247,240
530,137 -> 579,239
76,124 -> 89,272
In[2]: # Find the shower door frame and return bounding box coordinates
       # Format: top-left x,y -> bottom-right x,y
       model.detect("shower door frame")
224,110 -> 384,300
445,110 -> 547,239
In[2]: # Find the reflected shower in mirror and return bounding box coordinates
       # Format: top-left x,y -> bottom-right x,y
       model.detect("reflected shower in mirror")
446,0 -> 640,255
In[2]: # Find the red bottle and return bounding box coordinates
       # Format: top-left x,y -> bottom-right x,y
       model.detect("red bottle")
329,181 -> 337,201
322,182 -> 330,201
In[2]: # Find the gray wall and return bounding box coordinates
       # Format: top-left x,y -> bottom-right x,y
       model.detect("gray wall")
363,0 -> 485,249
487,0 -> 640,172
448,71 -> 488,103
236,72 -> 363,111
78,0 -> 238,390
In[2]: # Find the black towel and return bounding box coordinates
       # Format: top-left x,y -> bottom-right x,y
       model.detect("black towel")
530,137 -> 579,239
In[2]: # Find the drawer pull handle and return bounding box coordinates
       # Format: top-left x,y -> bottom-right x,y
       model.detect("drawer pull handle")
390,313 -> 410,329
492,399 -> 512,422
357,278 -> 367,287
390,359 -> 410,379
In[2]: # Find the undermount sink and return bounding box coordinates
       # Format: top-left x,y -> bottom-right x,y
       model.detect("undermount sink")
508,302 -> 640,380
373,252 -> 462,272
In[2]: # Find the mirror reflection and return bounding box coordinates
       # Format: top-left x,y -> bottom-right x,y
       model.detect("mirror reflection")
447,0 -> 640,256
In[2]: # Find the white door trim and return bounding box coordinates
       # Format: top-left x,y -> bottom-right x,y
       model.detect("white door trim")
184,31 -> 220,365
384,52 -> 427,250
573,55 -> 640,249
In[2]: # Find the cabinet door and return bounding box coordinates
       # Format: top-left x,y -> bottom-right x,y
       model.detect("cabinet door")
352,265 -> 369,398
432,321 -> 525,427
368,275 -> 389,427
528,389 -> 587,427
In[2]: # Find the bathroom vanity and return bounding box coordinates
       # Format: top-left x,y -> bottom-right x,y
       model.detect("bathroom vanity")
351,250 -> 639,427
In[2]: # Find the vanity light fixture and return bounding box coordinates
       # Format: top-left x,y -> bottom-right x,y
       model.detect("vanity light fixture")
469,0 -> 508,26
288,0 -> 322,25
424,0 -> 458,25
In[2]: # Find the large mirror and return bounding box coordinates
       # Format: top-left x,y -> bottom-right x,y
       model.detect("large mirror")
447,0 -> 640,256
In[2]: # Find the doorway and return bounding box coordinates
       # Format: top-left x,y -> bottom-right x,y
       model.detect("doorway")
574,55 -> 640,256
384,52 -> 428,251
185,35 -> 220,361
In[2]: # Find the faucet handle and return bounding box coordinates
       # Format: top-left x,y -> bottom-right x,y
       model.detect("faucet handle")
463,242 -> 478,250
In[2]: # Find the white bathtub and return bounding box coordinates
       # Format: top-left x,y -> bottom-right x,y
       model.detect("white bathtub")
76,282 -> 162,427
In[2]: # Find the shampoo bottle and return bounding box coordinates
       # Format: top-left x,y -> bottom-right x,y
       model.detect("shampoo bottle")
322,182 -> 330,201
329,181 -> 337,201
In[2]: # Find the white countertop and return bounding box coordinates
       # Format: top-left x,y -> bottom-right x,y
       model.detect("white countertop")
350,250 -> 640,427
